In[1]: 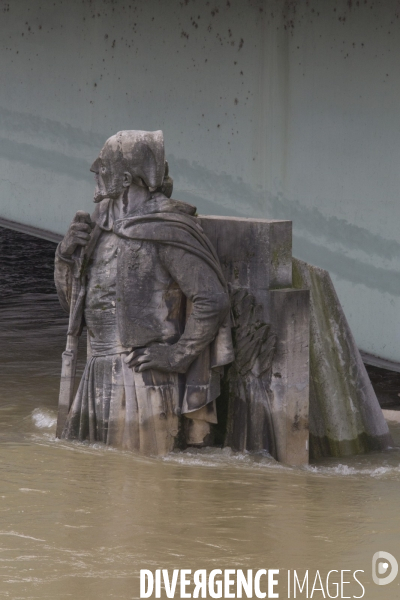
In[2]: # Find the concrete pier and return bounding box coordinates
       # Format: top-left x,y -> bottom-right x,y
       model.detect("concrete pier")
293,258 -> 392,458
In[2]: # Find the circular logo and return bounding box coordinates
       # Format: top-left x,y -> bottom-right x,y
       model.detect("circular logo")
372,552 -> 398,586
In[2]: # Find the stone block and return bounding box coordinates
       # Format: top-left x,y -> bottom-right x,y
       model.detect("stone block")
199,216 -> 310,465
199,216 -> 292,322
269,289 -> 310,466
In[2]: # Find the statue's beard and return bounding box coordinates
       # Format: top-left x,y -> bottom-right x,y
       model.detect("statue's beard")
93,176 -> 124,203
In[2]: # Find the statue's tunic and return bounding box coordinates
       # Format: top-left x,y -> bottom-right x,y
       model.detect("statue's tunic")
84,230 -> 125,355
54,195 -> 233,454
63,229 -> 180,454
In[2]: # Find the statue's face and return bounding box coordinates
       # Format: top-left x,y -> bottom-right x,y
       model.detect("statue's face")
92,157 -> 125,203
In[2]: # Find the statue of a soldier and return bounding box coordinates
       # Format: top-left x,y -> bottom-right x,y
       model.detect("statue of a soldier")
54,130 -> 233,455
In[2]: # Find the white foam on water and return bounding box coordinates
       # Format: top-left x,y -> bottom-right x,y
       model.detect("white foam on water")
0,531 -> 45,542
305,462 -> 400,478
31,408 -> 57,429
162,446 -> 290,471
30,419 -> 400,480
162,446 -> 400,479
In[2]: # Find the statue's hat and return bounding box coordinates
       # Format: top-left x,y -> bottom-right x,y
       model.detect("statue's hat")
90,130 -> 165,189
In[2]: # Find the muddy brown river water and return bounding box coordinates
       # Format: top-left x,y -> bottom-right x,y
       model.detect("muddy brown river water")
1,227 -> 400,599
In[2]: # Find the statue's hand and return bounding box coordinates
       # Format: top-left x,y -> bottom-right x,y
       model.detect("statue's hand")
59,211 -> 93,257
124,345 -> 176,373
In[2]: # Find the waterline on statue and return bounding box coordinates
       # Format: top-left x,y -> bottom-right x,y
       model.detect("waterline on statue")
27,405 -> 400,479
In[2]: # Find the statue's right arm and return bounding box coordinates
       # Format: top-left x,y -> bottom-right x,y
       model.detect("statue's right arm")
54,211 -> 93,314
54,247 -> 74,314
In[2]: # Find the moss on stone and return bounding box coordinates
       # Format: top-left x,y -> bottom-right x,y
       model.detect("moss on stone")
292,257 -> 391,459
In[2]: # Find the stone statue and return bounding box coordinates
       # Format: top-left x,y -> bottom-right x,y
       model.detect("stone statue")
55,130 -> 386,466
55,130 -> 234,455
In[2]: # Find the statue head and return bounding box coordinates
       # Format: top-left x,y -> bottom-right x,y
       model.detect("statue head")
90,130 -> 168,203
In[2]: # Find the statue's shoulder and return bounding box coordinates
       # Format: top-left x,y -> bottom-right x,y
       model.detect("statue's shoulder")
113,194 -> 204,246
145,193 -> 197,218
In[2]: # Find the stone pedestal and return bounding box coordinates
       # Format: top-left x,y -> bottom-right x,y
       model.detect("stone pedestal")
200,216 -> 310,466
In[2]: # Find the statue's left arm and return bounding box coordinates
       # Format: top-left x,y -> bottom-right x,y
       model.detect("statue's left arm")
126,245 -> 230,373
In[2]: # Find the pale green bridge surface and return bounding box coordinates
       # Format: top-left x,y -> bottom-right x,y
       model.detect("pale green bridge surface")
1,0 -> 399,363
